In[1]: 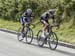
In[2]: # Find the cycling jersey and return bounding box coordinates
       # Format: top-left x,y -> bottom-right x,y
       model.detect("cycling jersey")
40,9 -> 55,24
41,12 -> 49,20
40,9 -> 55,21
20,12 -> 32,25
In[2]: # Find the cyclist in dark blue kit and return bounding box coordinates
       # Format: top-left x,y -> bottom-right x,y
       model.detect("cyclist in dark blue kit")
20,9 -> 33,34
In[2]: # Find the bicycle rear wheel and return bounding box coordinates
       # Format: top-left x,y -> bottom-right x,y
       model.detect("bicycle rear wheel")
48,32 -> 58,50
37,30 -> 45,47
25,28 -> 33,44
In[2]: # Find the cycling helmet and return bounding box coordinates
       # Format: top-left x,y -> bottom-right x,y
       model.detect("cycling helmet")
49,9 -> 55,15
26,8 -> 32,14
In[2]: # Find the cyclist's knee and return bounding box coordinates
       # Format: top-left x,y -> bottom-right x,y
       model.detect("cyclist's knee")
26,23 -> 30,27
45,23 -> 49,27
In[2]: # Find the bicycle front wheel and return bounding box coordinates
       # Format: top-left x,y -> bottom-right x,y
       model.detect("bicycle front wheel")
48,32 -> 58,50
25,28 -> 33,44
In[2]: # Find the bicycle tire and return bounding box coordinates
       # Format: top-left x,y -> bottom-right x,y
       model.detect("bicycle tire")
37,30 -> 45,47
25,28 -> 33,44
48,32 -> 58,50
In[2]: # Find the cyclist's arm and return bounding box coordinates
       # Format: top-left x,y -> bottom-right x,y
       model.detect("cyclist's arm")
29,15 -> 35,28
52,15 -> 56,23
30,15 -> 34,22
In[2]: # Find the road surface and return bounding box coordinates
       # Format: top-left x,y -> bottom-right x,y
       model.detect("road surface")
0,31 -> 75,56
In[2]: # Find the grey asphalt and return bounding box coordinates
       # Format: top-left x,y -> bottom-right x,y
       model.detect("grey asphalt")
0,31 -> 75,56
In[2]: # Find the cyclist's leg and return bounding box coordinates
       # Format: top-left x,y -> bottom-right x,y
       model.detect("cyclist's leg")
41,20 -> 49,43
41,19 -> 49,37
21,24 -> 25,33
20,17 -> 25,33
44,20 -> 49,32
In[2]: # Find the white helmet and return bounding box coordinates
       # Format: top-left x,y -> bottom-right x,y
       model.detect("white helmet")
26,8 -> 32,14
49,9 -> 55,14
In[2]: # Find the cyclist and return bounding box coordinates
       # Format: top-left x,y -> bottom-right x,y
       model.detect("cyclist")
40,9 -> 56,38
20,8 -> 34,35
